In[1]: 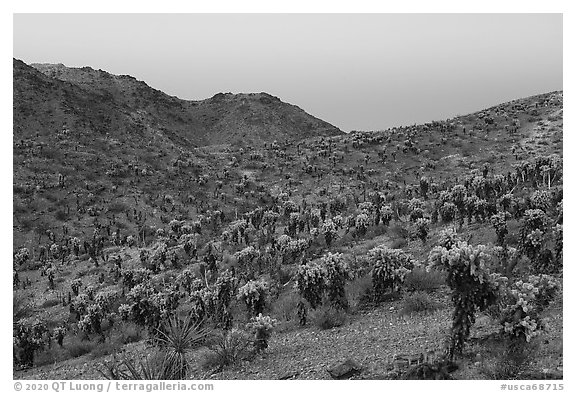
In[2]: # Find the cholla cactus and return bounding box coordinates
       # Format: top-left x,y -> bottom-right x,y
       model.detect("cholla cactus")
262,210 -> 280,228
499,275 -> 559,342
13,317 -> 49,367
46,267 -> 55,289
121,268 -> 151,290
286,239 -> 309,259
523,229 -> 544,262
176,269 -> 202,295
50,244 -> 60,260
358,201 -> 375,215
320,252 -> 352,309
227,220 -> 248,244
118,304 -> 131,321
499,193 -> 514,211
413,218 -> 430,244
408,198 -> 425,221
379,205 -> 394,226
237,279 -> 269,316
440,202 -> 457,223
491,212 -> 510,246
553,224 -> 563,262
94,290 -> 118,314
70,237 -> 81,256
427,240 -> 501,357
282,200 -> 299,216
85,285 -> 96,301
530,190 -> 551,211
246,314 -> 277,353
435,227 -> 462,250
332,214 -> 344,228
71,278 -> 83,296
123,283 -> 162,330
234,246 -> 259,266
77,304 -> 103,336
310,227 -> 320,238
169,219 -> 183,234
276,234 -> 292,252
207,270 -> 237,329
126,235 -> 135,247
14,247 -> 30,266
295,263 -> 325,309
321,219 -> 338,247
522,209 -> 549,234
369,246 -> 414,297
355,213 -> 369,237
53,326 -> 67,347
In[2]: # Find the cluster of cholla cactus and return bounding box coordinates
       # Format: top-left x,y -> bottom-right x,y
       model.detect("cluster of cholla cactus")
369,245 -> 415,299
246,314 -> 277,353
498,275 -> 559,343
237,279 -> 269,317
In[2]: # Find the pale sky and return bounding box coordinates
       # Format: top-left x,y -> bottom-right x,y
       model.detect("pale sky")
13,13 -> 562,131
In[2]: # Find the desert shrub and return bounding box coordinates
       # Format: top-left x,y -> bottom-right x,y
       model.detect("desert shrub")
311,305 -> 347,330
404,267 -> 444,292
55,209 -> 68,221
246,314 -> 277,353
201,328 -> 253,371
272,291 -> 300,322
67,340 -> 96,358
346,274 -> 373,310
41,298 -> 60,308
108,201 -> 128,214
119,323 -> 143,344
483,338 -> 539,379
401,292 -> 440,315
390,238 -> 408,249
89,340 -> 125,360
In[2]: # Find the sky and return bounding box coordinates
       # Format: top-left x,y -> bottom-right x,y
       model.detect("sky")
13,13 -> 562,132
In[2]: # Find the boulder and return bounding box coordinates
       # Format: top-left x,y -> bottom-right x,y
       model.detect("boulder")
327,359 -> 362,379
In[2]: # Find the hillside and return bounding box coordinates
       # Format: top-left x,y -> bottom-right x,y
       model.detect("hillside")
30,61 -> 343,146
13,57 -> 562,381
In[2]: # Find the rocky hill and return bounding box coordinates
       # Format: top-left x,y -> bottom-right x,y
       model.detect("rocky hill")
28,61 -> 343,147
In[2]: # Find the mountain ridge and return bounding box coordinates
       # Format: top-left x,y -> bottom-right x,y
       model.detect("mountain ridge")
24,60 -> 344,146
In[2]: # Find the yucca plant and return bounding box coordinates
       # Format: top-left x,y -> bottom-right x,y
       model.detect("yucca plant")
154,314 -> 210,379
98,351 -> 175,380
